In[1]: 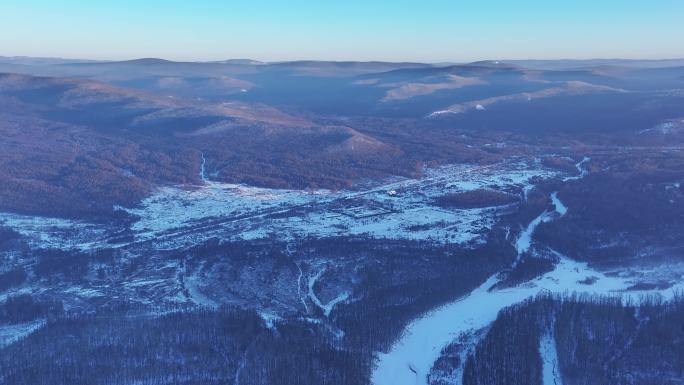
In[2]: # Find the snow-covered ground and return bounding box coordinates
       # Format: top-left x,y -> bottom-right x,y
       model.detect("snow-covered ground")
121,159 -> 558,249
185,261 -> 219,308
0,320 -> 45,348
0,212 -> 110,251
514,191 -> 566,259
0,158 -> 562,251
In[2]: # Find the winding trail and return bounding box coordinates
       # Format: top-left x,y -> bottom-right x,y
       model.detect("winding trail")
540,331 -> 563,385
307,267 -> 350,317
295,262 -> 310,314
200,152 -> 209,183
563,157 -> 590,182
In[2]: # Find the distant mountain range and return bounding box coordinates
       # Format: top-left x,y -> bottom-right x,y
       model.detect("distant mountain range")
1,56 -> 683,218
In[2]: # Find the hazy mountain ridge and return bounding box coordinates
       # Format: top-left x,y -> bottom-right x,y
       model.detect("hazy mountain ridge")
1,57 -> 684,218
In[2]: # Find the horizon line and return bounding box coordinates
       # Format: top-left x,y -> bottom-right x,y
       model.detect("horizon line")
2,54 -> 684,66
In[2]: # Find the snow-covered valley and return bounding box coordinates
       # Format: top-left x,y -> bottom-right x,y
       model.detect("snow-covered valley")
0,157 -> 560,344
1,155 -> 683,385
1,158 -> 558,251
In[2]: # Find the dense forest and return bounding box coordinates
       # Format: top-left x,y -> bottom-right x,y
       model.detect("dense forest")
0,232 -> 515,385
536,151 -> 684,268
461,294 -> 684,385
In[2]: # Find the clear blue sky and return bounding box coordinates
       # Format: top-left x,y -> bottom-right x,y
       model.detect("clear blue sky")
1,0 -> 683,62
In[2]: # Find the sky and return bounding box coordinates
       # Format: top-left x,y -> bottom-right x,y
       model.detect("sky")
1,0 -> 683,62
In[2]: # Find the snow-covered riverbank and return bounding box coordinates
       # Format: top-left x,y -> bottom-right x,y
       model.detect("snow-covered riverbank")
372,240 -> 684,385
372,161 -> 684,385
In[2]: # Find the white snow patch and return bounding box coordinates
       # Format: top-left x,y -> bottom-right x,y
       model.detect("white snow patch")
259,311 -> 282,329
550,192 -> 567,216
185,265 -> 218,308
562,157 -> 590,182
516,212 -> 554,258
63,286 -> 104,298
515,191 -> 566,259
0,212 -> 110,251
0,320 -> 45,348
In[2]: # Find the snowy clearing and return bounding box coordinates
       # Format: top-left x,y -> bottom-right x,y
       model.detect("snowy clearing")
122,159 -> 559,249
0,158 -> 564,251
0,320 -> 45,348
